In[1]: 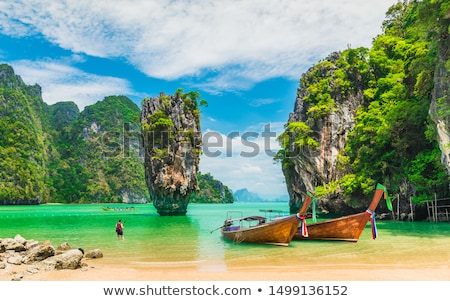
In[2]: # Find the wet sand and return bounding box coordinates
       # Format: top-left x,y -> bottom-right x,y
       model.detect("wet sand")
2,256 -> 449,281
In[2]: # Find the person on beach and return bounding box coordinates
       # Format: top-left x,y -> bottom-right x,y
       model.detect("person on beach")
115,220 -> 124,240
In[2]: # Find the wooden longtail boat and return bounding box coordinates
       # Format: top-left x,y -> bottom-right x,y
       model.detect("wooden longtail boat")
102,206 -> 135,211
215,192 -> 314,246
293,183 -> 392,242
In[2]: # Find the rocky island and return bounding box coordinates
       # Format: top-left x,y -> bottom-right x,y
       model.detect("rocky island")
140,89 -> 204,215
277,1 -> 449,217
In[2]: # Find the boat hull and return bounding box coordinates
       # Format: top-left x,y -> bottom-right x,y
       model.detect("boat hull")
221,215 -> 300,246
293,212 -> 369,242
294,184 -> 388,242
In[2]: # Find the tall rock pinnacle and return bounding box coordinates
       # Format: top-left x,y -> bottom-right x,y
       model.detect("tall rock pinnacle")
140,89 -> 203,215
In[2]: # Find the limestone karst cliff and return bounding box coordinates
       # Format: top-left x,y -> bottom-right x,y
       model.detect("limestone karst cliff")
140,90 -> 203,215
0,65 -> 229,205
278,1 -> 449,217
279,51 -> 366,214
0,64 -> 149,204
65,95 -> 149,204
0,64 -> 49,204
429,11 -> 450,175
190,172 -> 234,204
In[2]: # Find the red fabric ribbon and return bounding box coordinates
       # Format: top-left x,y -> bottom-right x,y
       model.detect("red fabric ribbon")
296,213 -> 309,237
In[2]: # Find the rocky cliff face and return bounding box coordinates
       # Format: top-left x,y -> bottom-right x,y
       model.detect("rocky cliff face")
0,64 -> 149,204
429,17 -> 450,175
0,64 -> 49,204
141,91 -> 202,215
281,2 -> 450,217
282,53 -> 365,214
65,95 -> 149,204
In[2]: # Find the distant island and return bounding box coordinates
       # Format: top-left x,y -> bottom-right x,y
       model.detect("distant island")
233,188 -> 288,203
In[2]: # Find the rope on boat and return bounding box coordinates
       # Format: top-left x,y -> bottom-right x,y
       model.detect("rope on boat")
296,213 -> 309,237
365,209 -> 377,239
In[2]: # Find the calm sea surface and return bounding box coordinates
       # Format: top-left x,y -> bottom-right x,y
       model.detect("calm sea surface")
1,202 -> 449,273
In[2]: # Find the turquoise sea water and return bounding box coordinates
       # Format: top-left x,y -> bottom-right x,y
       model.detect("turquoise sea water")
1,202 -> 449,277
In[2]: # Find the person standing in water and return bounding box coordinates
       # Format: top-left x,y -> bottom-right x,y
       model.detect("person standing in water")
115,219 -> 124,240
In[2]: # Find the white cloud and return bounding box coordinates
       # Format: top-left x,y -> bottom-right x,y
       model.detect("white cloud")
1,0 -> 399,93
0,0 -> 399,199
249,98 -> 279,108
11,59 -> 134,110
199,153 -> 287,198
199,122 -> 288,198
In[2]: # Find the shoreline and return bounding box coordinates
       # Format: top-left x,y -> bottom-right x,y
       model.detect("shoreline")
2,257 -> 449,281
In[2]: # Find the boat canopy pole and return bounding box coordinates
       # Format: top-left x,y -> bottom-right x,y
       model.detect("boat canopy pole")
210,225 -> 225,233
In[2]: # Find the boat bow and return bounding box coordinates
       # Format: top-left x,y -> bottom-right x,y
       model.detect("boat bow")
293,183 -> 392,242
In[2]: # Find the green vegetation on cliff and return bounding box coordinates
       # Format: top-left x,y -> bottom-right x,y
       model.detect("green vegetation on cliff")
0,69 -> 231,205
0,65 -> 149,204
277,0 -> 449,204
190,172 -> 234,203
140,88 -> 206,215
50,95 -> 149,203
0,64 -> 49,203
340,0 -> 449,201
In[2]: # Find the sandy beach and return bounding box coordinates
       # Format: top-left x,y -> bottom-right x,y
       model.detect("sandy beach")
2,256 -> 449,281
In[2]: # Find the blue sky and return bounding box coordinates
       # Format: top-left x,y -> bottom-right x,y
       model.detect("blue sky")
0,0 -> 398,199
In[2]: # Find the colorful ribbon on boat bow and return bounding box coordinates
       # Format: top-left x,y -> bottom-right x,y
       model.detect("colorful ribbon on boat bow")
376,183 -> 392,211
365,209 -> 377,239
296,213 -> 309,237
307,191 -> 317,223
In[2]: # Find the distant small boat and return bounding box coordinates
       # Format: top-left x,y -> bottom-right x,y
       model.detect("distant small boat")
213,192 -> 314,246
102,206 -> 135,211
293,183 -> 392,242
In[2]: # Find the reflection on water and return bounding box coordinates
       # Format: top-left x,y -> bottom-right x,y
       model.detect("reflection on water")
1,203 -> 449,275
